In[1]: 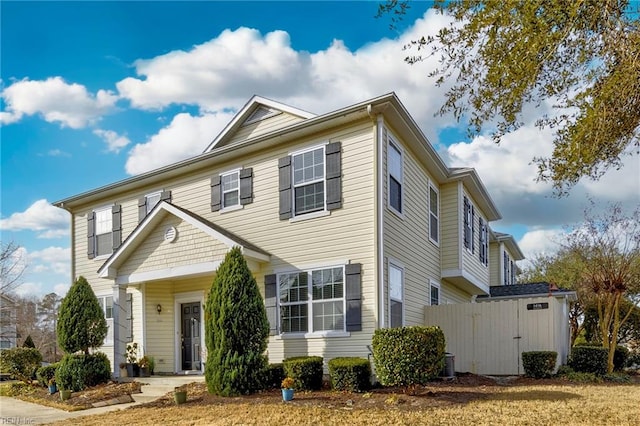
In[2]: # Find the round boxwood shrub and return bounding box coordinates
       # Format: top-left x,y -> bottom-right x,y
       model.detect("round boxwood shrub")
264,363 -> 285,389
522,351 -> 557,378
56,352 -> 111,391
0,347 -> 42,384
372,326 -> 445,386
283,356 -> 324,390
36,363 -> 59,387
568,346 -> 608,375
328,357 -> 371,392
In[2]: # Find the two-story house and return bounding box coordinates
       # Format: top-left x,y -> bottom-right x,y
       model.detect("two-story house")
54,93 -> 524,375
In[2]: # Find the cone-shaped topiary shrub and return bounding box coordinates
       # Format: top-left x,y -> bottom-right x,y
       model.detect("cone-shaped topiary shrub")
57,276 -> 107,355
205,247 -> 269,396
22,335 -> 36,348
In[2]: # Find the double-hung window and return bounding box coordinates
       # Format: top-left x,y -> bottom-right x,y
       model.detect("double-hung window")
388,141 -> 403,214
463,196 -> 475,252
221,171 -> 240,209
279,266 -> 345,333
503,252 -> 511,285
479,218 -> 488,266
94,207 -> 113,257
389,262 -> 404,327
293,147 -> 325,215
430,280 -> 441,306
98,295 -> 114,345
429,185 -> 439,243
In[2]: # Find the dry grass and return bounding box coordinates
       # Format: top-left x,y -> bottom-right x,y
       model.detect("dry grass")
48,383 -> 640,426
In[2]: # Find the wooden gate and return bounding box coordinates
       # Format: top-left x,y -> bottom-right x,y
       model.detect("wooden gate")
423,296 -> 570,375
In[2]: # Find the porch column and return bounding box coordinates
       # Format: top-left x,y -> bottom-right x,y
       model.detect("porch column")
112,285 -> 127,378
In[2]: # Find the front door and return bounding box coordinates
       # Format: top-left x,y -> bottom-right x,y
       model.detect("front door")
181,302 -> 201,371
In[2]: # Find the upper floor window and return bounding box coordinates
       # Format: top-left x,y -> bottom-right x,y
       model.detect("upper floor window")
510,260 -> 516,285
138,191 -> 171,222
145,192 -> 162,215
479,218 -> 488,266
389,262 -> 404,327
463,196 -> 475,252
429,185 -> 439,244
278,266 -> 345,333
221,171 -> 240,208
503,251 -> 511,285
278,142 -> 342,220
430,280 -> 441,306
211,168 -> 253,212
388,141 -> 403,214
94,207 -> 113,257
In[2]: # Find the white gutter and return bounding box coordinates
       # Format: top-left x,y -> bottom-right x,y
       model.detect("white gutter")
375,111 -> 385,329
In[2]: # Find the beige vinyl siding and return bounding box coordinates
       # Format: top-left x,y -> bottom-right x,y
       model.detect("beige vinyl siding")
441,281 -> 472,304
382,126 -> 441,328
439,182 -> 459,271
144,282 -> 175,373
489,242 -> 501,286
223,112 -> 307,147
460,190 -> 490,287
71,118 -> 378,368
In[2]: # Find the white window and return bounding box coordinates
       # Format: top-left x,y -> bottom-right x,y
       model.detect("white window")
388,141 -> 403,214
221,171 -> 240,209
98,295 -> 114,345
430,280 -> 441,306
278,266 -> 345,333
145,192 -> 162,214
429,185 -> 439,243
463,196 -> 474,252
389,262 -> 404,327
292,147 -> 325,215
94,207 -> 112,257
479,218 -> 488,266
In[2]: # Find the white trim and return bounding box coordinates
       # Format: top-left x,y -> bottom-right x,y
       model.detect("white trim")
115,261 -> 221,285
429,279 -> 441,306
428,182 -> 440,246
95,292 -> 114,346
289,141 -> 328,157
441,268 -> 490,295
93,204 -> 114,258
290,144 -> 327,218
387,258 -> 404,328
272,259 -> 349,274
243,106 -> 282,125
289,210 -> 330,223
220,168 -> 241,210
174,291 -> 206,374
220,204 -> 243,214
386,136 -> 404,218
377,115 -> 385,329
275,331 -> 350,340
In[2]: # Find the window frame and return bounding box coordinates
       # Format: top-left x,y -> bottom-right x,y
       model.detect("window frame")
97,294 -> 114,346
387,139 -> 404,216
428,183 -> 439,245
503,251 -> 511,285
463,196 -> 475,253
220,169 -> 241,211
479,217 -> 489,266
388,260 -> 404,328
277,265 -> 347,336
93,205 -> 113,258
145,191 -> 162,215
430,280 -> 441,306
290,145 -> 327,218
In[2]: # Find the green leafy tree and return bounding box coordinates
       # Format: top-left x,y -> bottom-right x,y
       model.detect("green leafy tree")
378,1 -> 640,194
56,276 -> 107,355
204,247 -> 269,396
22,334 -> 35,348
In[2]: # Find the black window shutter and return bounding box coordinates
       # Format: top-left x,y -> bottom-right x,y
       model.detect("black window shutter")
112,204 -> 122,251
264,274 -> 278,335
138,197 -> 147,223
278,156 -> 292,220
463,197 -> 469,247
87,212 -> 96,259
210,175 -> 221,212
471,205 -> 476,254
126,293 -> 133,340
239,168 -> 253,205
325,142 -> 342,211
160,190 -> 171,203
478,217 -> 484,262
345,263 -> 362,332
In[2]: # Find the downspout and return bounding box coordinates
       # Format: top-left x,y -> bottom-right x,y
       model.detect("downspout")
368,105 -> 385,329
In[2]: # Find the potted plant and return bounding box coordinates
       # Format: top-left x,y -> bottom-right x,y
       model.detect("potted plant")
174,386 -> 187,404
47,378 -> 57,395
125,343 -> 139,377
281,377 -> 295,402
119,362 -> 128,378
138,356 -> 151,377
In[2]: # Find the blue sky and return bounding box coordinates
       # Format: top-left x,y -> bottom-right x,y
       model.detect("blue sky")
2,1 -> 638,297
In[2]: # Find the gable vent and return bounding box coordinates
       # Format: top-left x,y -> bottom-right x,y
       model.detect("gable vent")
244,106 -> 280,125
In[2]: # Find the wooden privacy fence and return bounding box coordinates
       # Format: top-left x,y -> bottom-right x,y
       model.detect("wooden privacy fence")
424,296 -> 571,375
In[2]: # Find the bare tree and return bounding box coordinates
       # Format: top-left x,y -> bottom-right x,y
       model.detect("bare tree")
0,241 -> 27,292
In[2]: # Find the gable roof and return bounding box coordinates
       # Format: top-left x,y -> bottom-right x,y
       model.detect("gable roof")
97,201 -> 269,279
490,231 -> 525,260
202,95 -> 316,152
476,282 -> 576,300
447,168 -> 501,221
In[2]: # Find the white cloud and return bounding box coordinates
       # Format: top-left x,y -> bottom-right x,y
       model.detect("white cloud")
28,246 -> 70,276
93,129 -> 131,153
54,283 -> 70,297
518,228 -> 565,259
13,282 -> 43,298
0,77 -> 117,128
125,111 -> 235,175
46,149 -> 71,157
0,199 -> 69,238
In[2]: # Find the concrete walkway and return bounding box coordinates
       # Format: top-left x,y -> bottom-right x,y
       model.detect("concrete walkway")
0,375 -> 205,425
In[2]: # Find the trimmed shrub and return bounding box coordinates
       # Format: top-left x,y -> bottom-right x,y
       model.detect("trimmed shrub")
627,351 -> 640,369
264,363 -> 285,389
283,356 -> 324,390
57,276 -> 107,354
565,371 -> 602,383
0,347 -> 42,384
328,357 -> 371,392
56,352 -> 111,392
568,346 -> 608,375
522,351 -> 557,378
204,247 -> 269,396
603,373 -> 631,383
36,363 -> 59,386
613,346 -> 629,371
372,326 -> 445,386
